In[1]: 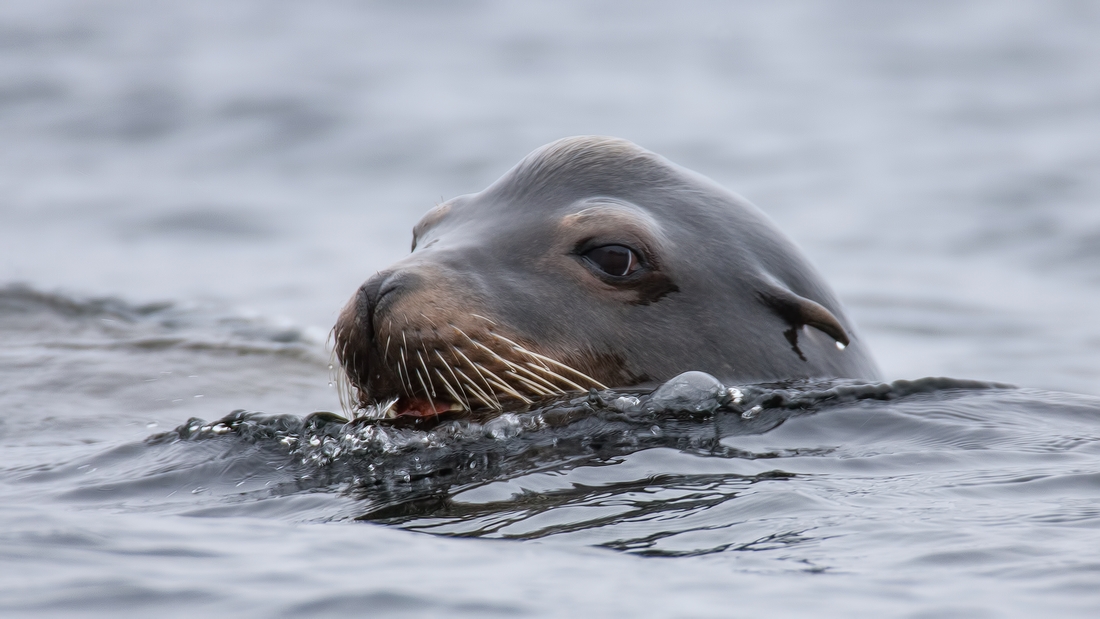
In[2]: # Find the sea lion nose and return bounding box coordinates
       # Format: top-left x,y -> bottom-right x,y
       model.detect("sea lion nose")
355,272 -> 386,325
357,269 -> 420,325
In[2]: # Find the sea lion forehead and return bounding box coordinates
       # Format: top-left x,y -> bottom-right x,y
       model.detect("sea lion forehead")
490,135 -> 682,202
523,135 -> 653,169
412,201 -> 456,240
559,198 -> 670,245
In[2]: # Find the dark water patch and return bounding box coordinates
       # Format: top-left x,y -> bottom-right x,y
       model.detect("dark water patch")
0,284 -> 172,322
281,591 -> 525,619
4,581 -> 221,613
218,97 -> 341,145
0,284 -> 322,358
74,85 -> 185,142
127,206 -> 280,241
0,79 -> 67,108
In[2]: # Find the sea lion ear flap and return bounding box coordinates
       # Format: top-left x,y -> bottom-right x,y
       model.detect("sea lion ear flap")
759,283 -> 851,347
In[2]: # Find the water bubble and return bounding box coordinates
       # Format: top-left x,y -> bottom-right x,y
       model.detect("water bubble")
648,371 -> 726,414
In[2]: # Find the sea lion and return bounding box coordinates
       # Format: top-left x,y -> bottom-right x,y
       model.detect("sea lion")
334,136 -> 880,417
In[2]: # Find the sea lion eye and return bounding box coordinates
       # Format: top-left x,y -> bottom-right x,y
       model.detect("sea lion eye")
584,244 -> 640,277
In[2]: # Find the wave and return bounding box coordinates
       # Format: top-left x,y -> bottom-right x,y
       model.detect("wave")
0,283 -> 327,361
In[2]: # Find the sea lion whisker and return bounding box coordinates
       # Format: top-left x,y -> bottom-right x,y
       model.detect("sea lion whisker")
379,396 -> 399,419
399,332 -> 413,394
464,339 -> 563,394
502,361 -> 566,394
456,346 -> 520,397
465,338 -> 537,377
434,369 -> 469,411
468,328 -> 583,390
413,366 -> 437,413
435,349 -> 472,409
398,347 -> 415,397
465,338 -> 512,364
339,341 -> 357,408
415,349 -> 436,398
418,312 -> 440,328
472,361 -> 533,404
522,361 -> 586,391
394,353 -> 409,397
484,332 -> 553,371
489,333 -> 608,389
451,363 -> 502,411
470,314 -> 498,326
481,372 -> 531,404
506,371 -> 557,397
331,346 -> 351,413
462,381 -> 498,411
449,326 -> 532,401
346,355 -> 359,403
447,343 -> 503,408
449,325 -> 481,347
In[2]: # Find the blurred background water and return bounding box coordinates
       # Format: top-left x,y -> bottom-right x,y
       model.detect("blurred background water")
2,1 -> 1099,617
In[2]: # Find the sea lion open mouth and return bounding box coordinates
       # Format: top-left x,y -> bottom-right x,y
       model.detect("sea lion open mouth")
333,136 -> 880,418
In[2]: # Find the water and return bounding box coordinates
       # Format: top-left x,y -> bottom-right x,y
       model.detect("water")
2,1 -> 1100,616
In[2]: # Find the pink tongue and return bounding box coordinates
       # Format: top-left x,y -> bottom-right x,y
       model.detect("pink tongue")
395,397 -> 449,418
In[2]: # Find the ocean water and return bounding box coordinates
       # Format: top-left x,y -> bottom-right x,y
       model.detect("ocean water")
2,1 -> 1100,617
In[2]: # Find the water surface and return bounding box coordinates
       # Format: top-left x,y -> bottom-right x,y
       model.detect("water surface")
2,1 -> 1100,617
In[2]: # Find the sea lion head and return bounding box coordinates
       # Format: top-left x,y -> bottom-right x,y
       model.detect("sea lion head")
334,136 -> 879,417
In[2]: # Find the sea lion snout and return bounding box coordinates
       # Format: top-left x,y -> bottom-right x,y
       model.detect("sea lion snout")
334,250 -> 609,417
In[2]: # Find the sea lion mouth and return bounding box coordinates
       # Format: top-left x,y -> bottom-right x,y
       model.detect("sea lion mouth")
332,312 -> 608,420
388,396 -> 465,419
